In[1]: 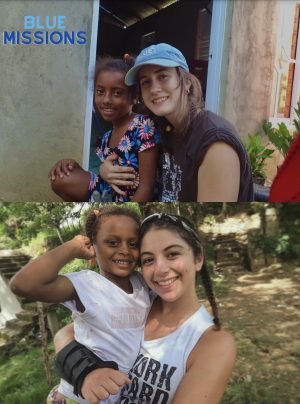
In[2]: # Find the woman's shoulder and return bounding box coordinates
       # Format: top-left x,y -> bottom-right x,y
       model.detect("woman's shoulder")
192,110 -> 236,131
189,328 -> 236,368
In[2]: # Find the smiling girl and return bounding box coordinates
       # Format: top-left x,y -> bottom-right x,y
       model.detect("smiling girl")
48,57 -> 160,202
100,43 -> 254,202
9,206 -> 152,403
52,213 -> 236,404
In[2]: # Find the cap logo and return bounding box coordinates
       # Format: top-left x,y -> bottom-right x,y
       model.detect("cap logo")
141,46 -> 156,56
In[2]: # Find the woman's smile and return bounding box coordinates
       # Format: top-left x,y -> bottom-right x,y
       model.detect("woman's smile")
152,96 -> 169,105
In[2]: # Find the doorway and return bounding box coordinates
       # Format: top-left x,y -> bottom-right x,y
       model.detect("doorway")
88,0 -> 213,172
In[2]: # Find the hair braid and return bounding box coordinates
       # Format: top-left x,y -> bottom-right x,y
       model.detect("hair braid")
200,261 -> 221,330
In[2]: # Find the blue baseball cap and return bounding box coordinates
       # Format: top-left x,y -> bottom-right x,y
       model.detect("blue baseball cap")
125,43 -> 189,85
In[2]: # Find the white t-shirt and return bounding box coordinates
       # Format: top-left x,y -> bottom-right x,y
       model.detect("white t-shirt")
58,270 -> 151,404
119,305 -> 214,404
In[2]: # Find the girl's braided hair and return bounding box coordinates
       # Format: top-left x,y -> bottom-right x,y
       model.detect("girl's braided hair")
85,206 -> 140,242
140,213 -> 221,329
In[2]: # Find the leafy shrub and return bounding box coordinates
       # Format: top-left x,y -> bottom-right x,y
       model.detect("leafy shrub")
244,132 -> 274,180
262,120 -> 296,158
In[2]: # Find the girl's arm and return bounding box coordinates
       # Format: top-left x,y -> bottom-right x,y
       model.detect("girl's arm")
197,141 -> 240,202
173,329 -> 236,404
48,159 -> 81,181
131,146 -> 159,202
54,323 -> 131,402
9,235 -> 95,303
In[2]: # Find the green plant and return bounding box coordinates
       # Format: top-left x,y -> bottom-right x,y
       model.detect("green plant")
291,346 -> 300,358
262,120 -> 294,158
292,102 -> 300,132
244,132 -> 274,181
222,379 -> 277,404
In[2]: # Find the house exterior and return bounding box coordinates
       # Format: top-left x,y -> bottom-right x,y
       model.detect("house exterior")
0,0 -> 298,201
217,0 -> 300,180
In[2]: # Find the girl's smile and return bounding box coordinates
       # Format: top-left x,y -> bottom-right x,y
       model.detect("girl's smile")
93,215 -> 139,284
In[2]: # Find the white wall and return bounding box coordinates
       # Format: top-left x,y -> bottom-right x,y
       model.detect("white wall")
0,0 -> 97,201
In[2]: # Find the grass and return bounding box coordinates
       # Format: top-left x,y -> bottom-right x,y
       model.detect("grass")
0,341 -> 59,404
251,334 -> 281,353
291,346 -> 300,358
222,379 -> 278,404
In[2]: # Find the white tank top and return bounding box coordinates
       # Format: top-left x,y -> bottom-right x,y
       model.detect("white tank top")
58,270 -> 151,404
119,305 -> 214,404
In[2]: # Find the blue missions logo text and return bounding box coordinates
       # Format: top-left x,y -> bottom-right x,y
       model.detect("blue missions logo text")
3,16 -> 87,45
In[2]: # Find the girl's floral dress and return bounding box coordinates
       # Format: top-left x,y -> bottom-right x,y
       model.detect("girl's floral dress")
88,114 -> 160,202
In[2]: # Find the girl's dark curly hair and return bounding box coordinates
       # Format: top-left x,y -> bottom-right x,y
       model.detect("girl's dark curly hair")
85,206 -> 140,242
94,56 -> 137,100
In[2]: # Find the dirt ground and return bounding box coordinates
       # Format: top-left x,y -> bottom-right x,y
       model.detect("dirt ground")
216,259 -> 300,403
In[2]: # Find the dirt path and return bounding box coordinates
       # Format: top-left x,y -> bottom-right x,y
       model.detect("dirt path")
217,259 -> 300,403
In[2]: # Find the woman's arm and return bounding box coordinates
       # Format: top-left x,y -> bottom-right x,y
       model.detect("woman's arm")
131,146 -> 159,202
9,235 -> 95,303
99,154 -> 136,196
54,323 -> 131,403
197,141 -> 240,202
173,329 -> 236,404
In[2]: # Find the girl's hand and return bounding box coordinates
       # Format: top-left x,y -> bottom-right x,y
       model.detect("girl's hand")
99,153 -> 136,196
81,368 -> 131,403
70,235 -> 96,260
48,159 -> 79,181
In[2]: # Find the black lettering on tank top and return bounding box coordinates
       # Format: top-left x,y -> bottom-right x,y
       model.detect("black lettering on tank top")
144,358 -> 161,384
152,388 -> 169,404
125,376 -> 139,397
157,363 -> 177,390
132,354 -> 148,377
119,354 -> 177,403
140,381 -> 154,400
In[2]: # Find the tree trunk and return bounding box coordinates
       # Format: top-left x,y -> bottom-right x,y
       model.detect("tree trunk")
37,302 -> 52,388
55,227 -> 64,244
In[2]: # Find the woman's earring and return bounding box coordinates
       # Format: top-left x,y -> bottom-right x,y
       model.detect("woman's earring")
186,89 -> 190,95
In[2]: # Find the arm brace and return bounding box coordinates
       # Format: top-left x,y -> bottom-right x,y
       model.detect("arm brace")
54,340 -> 119,398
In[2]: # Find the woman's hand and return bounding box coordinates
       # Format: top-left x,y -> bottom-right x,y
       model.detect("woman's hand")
81,368 -> 131,404
70,235 -> 96,260
100,154 -> 136,195
48,159 -> 79,181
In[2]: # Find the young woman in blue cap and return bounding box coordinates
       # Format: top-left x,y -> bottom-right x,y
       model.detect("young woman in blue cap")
100,43 -> 254,202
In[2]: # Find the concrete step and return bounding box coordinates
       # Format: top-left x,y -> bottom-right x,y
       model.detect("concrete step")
0,337 -> 14,353
21,302 -> 38,311
216,255 -> 242,262
16,310 -> 38,322
215,264 -> 245,272
217,251 -> 241,259
5,318 -> 32,332
19,296 -> 37,306
215,244 -> 241,251
0,327 -> 21,341
214,234 -> 236,243
216,260 -> 243,267
0,256 -> 30,266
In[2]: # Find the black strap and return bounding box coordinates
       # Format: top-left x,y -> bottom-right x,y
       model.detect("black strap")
55,340 -> 119,398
